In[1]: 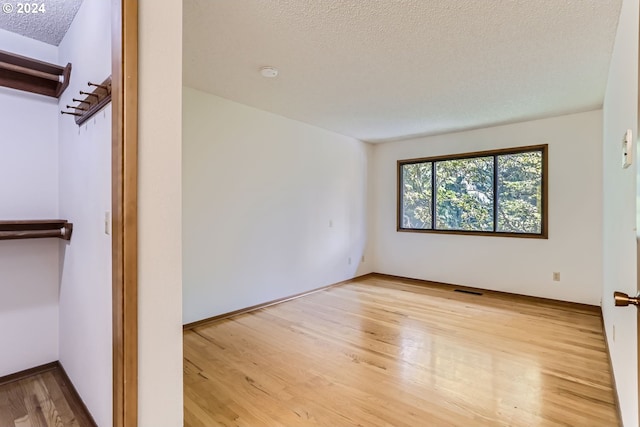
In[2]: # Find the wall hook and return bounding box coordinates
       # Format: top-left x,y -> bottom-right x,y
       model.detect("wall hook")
79,91 -> 100,99
88,81 -> 109,90
61,76 -> 112,126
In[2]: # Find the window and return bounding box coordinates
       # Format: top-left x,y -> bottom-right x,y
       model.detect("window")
398,145 -> 547,238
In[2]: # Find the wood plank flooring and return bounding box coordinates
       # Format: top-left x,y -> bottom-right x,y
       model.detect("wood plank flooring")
183,275 -> 620,427
0,364 -> 95,427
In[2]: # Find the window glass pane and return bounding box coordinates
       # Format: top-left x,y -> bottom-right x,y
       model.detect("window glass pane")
497,151 -> 542,233
401,162 -> 432,229
435,157 -> 494,231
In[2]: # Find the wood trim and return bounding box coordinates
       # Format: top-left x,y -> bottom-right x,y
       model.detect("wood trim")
397,159 -> 402,234
0,219 -> 72,241
395,227 -> 547,239
397,144 -> 548,239
75,76 -> 112,126
0,49 -> 63,74
599,311 -> 624,426
0,362 -> 58,387
0,219 -> 68,230
112,1 -> 138,427
0,49 -> 71,98
0,362 -> 97,426
56,362 -> 98,427
368,273 -> 601,313
55,63 -> 72,98
182,271 -> 600,332
398,144 -> 548,165
541,142 -> 549,238
183,273 -> 377,330
0,229 -> 70,240
0,60 -> 59,81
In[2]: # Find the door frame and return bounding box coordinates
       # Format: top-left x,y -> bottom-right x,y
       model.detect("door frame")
112,1 -> 138,426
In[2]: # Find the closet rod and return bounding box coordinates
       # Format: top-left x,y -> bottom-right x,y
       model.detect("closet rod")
0,220 -> 73,241
0,60 -> 60,82
0,49 -> 71,98
0,229 -> 69,241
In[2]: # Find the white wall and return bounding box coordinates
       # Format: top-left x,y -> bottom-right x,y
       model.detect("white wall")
0,33 -> 59,376
602,0 -> 639,425
0,29 -> 58,63
372,111 -> 604,305
138,0 -> 184,425
182,87 -> 372,324
57,0 -> 113,425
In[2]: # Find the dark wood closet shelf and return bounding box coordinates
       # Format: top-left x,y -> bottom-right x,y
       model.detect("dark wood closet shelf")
0,49 -> 71,98
0,220 -> 73,241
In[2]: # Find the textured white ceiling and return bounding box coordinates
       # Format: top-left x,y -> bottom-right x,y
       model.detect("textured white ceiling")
184,0 -> 623,142
0,0 -> 83,46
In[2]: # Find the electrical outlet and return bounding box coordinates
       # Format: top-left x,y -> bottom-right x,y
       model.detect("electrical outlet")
329,220 -> 333,228
348,257 -> 352,265
552,272 -> 560,282
361,255 -> 365,263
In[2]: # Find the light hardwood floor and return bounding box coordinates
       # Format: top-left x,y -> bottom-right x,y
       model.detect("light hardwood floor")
184,275 -> 620,427
0,365 -> 95,427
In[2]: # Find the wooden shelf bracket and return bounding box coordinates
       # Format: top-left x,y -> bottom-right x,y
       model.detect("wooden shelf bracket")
0,220 -> 73,241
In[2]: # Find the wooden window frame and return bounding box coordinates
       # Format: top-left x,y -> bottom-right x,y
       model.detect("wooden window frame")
397,144 -> 548,239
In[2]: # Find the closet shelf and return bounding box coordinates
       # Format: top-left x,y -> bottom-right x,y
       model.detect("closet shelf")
0,220 -> 73,241
0,50 -> 71,98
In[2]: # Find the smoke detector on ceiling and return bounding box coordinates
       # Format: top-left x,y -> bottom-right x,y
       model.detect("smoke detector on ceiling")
260,66 -> 279,78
